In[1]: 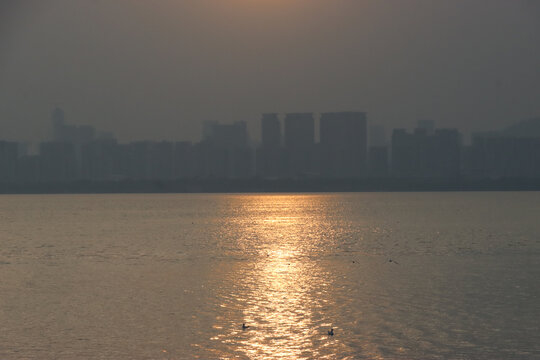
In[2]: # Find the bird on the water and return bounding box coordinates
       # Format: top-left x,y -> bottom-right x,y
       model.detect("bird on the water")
242,323 -> 250,330
328,328 -> 334,336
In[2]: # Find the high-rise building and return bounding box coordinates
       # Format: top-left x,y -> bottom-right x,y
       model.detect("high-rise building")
391,129 -> 415,177
39,142 -> 78,181
261,113 -> 281,148
173,141 -> 194,179
257,113 -> 284,178
17,155 -> 40,182
283,113 -> 315,177
199,121 -> 252,178
148,141 -> 174,180
119,142 -> 151,180
80,138 -> 119,180
319,112 -> 367,177
203,121 -> 248,148
431,129 -> 461,178
464,132 -> 540,178
0,141 -> 18,182
391,127 -> 461,178
192,142 -> 229,178
368,146 -> 389,177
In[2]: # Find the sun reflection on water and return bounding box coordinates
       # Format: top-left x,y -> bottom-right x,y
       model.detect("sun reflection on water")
210,195 -> 340,359
241,257 -> 317,357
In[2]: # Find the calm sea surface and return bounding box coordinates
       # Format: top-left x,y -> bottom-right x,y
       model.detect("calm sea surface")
0,192 -> 539,359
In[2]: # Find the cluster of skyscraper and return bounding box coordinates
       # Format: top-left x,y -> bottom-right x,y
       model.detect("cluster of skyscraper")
1,108 -> 540,183
257,112 -> 369,178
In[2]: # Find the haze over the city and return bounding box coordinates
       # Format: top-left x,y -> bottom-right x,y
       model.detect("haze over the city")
1,0 -> 539,143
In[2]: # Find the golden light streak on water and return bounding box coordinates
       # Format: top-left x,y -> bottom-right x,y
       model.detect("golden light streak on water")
210,195 -> 346,359
240,249 -> 320,358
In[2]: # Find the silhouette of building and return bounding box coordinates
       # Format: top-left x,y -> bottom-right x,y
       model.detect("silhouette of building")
17,155 -> 40,182
391,127 -> 461,178
198,121 -> 253,178
81,139 -> 119,180
173,141 -> 194,178
432,129 -> 461,178
391,129 -> 414,176
12,108 -> 540,186
118,142 -> 152,180
230,146 -> 253,179
319,111 -> 367,178
464,132 -> 540,178
203,121 -> 248,148
39,142 -> 78,181
261,113 -> 281,148
0,141 -> 18,182
284,113 -> 315,177
368,125 -> 389,176
257,113 -> 285,178
368,146 -> 389,177
116,141 -> 175,180
148,141 -> 174,180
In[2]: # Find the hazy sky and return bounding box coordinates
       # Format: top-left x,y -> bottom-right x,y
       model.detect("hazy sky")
1,0 -> 539,143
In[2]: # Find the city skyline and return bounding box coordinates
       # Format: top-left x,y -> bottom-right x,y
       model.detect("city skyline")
2,108 -> 540,186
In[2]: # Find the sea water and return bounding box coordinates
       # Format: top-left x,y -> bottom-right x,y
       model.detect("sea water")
0,192 -> 539,359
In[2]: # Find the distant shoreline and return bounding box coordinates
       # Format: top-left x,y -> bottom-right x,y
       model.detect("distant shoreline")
1,178 -> 540,194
